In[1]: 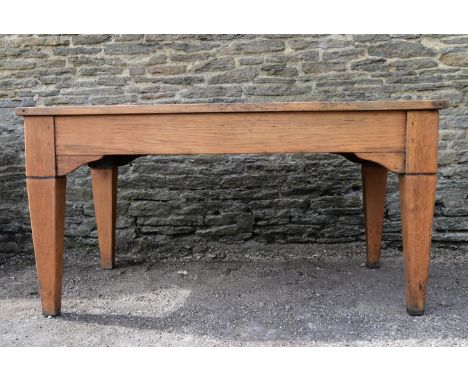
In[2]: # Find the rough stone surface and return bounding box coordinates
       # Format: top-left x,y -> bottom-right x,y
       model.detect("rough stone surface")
0,35 -> 467,263
0,244 -> 466,346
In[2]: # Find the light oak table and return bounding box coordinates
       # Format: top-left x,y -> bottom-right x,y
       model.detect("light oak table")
16,101 -> 447,317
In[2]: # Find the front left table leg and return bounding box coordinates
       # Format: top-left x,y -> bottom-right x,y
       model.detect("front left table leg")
26,177 -> 67,316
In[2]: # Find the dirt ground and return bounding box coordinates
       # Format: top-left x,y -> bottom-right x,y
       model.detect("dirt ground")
0,243 -> 466,346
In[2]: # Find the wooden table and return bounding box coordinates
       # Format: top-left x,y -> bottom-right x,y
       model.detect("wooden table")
16,101 -> 447,317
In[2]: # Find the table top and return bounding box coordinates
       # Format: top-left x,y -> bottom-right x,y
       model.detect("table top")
16,101 -> 448,116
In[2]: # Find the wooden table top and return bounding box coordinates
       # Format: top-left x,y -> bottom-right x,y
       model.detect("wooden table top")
16,101 -> 448,116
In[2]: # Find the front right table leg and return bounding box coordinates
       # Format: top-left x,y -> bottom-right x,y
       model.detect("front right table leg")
399,174 -> 437,316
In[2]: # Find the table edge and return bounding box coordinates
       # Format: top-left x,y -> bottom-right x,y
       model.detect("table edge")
15,101 -> 449,116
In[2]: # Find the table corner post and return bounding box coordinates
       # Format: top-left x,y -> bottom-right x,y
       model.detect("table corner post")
399,110 -> 439,316
24,116 -> 66,317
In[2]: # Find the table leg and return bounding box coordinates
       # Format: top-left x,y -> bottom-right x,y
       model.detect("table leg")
362,163 -> 388,269
91,167 -> 118,270
399,174 -> 437,316
26,177 -> 66,316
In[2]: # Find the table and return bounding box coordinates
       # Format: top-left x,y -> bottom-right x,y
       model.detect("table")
16,101 -> 447,317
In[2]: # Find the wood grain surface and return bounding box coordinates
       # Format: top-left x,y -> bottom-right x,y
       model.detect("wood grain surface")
362,163 -> 388,268
24,116 -> 56,177
399,174 -> 437,315
91,168 -> 118,270
26,177 -> 66,316
55,111 -> 406,155
405,111 -> 439,173
16,100 -> 448,116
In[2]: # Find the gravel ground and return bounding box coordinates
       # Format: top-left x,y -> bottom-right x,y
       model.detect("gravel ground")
0,243 -> 467,346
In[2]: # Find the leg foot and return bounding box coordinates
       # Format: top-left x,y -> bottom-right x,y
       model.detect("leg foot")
91,167 -> 118,270
399,174 -> 436,316
406,307 -> 425,316
26,177 -> 66,316
362,163 -> 387,269
365,261 -> 381,269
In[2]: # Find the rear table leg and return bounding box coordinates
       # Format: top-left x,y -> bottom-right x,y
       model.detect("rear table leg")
362,163 -> 388,269
91,167 -> 118,270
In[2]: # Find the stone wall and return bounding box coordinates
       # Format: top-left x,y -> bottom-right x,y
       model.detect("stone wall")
1,34 -> 467,263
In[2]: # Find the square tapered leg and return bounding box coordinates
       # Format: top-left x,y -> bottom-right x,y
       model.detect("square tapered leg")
26,177 -> 66,316
399,174 -> 437,316
91,167 -> 118,270
362,163 -> 388,269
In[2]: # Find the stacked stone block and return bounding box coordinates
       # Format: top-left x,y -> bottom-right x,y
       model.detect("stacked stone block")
0,34 -> 466,262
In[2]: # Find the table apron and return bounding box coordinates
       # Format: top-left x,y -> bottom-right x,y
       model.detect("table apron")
54,111 -> 406,156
